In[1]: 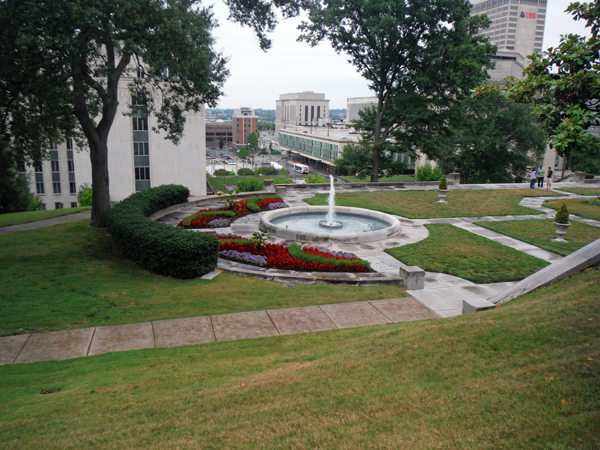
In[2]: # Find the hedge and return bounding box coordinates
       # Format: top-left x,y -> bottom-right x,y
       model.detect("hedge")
106,184 -> 219,279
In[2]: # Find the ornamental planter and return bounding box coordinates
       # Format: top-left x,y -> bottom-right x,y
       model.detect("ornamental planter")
436,189 -> 448,203
552,222 -> 571,243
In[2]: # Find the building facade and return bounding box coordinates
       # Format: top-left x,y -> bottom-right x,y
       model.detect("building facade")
206,122 -> 233,148
346,97 -> 378,123
24,75 -> 207,210
275,92 -> 330,133
232,107 -> 257,146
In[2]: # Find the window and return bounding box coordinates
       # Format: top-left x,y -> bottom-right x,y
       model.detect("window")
53,182 -> 61,194
51,160 -> 60,172
49,141 -> 58,149
68,160 -> 75,172
55,202 -> 63,210
36,182 -> 45,194
71,202 -> 78,208
66,137 -> 73,150
135,167 -> 150,180
134,142 -> 149,155
132,117 -> 148,131
35,164 -> 43,173
17,160 -> 26,172
70,182 -> 77,194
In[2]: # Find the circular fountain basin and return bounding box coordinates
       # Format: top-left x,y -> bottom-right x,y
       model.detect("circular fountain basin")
260,206 -> 401,243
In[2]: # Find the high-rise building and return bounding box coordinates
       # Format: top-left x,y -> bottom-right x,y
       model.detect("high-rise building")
232,107 -> 257,146
346,97 -> 378,123
275,92 -> 330,133
471,0 -> 547,81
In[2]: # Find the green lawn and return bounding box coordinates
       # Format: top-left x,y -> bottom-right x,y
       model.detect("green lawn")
0,206 -> 91,228
555,187 -> 600,196
0,220 -> 406,337
208,176 -> 293,190
385,224 -> 549,283
341,174 -> 416,182
305,189 -> 560,219
0,266 -> 598,449
477,219 -> 600,257
544,198 -> 600,222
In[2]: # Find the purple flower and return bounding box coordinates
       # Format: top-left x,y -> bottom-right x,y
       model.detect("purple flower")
220,250 -> 267,267
208,218 -> 231,228
330,251 -> 358,259
268,202 -> 289,210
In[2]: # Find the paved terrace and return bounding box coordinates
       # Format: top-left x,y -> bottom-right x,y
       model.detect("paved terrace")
1,181 -> 598,365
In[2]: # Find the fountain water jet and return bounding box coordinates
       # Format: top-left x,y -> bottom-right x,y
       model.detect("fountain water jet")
319,175 -> 343,228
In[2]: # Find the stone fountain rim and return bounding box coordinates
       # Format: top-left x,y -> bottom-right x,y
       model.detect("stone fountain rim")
260,205 -> 401,243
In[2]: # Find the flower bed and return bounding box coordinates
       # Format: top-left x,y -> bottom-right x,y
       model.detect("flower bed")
217,234 -> 370,272
178,196 -> 286,229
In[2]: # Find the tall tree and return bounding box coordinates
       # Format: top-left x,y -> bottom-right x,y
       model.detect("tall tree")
474,0 -> 600,170
437,97 -> 546,184
0,0 -> 305,226
247,131 -> 259,152
299,0 -> 495,181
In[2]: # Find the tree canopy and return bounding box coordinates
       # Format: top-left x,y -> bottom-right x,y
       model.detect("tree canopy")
247,131 -> 259,152
437,97 -> 546,184
474,0 -> 600,169
299,0 -> 495,181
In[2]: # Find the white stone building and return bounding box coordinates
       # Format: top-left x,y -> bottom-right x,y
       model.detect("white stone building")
275,92 -> 330,133
24,76 -> 206,210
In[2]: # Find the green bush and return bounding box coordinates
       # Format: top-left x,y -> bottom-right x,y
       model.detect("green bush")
237,178 -> 264,192
438,175 -> 447,190
416,164 -> 442,181
305,174 -> 328,184
214,169 -> 235,176
587,197 -> 600,206
271,149 -> 282,155
237,168 -> 254,176
106,185 -> 219,279
254,167 -> 280,176
78,186 -> 93,206
555,203 -> 570,224
288,245 -> 371,270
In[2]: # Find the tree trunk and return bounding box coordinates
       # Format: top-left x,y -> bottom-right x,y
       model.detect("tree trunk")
89,137 -> 111,228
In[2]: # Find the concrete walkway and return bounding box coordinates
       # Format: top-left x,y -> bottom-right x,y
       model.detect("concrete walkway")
0,211 -> 91,235
0,296 -> 438,365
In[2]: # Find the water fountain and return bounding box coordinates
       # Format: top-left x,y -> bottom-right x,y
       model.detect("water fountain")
319,175 -> 342,229
260,176 -> 401,243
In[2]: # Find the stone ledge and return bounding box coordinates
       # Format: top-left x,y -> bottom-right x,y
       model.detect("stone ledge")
462,298 -> 496,314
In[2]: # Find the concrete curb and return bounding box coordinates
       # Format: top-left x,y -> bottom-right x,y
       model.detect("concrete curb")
488,238 -> 600,305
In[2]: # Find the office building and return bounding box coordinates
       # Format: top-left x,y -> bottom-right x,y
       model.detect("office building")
275,92 -> 330,133
346,97 -> 378,123
232,107 -> 257,146
23,75 -> 207,210
206,122 -> 233,148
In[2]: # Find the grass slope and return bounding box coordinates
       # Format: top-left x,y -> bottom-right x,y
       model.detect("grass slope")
305,189 -> 560,219
0,266 -> 598,449
544,198 -> 600,222
477,219 -> 600,257
0,206 -> 91,228
555,187 -> 600,196
0,221 -> 406,336
385,224 -> 548,283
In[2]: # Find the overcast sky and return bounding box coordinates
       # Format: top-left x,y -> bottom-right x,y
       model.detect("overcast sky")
210,0 -> 591,110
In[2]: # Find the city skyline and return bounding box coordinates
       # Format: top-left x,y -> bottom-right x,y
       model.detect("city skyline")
211,0 -> 591,110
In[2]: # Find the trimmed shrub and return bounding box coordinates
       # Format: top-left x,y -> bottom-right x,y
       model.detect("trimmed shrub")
415,164 -> 442,181
555,203 -> 570,224
439,175 -> 447,190
237,168 -> 254,176
106,185 -> 219,279
214,169 -> 235,176
236,177 -> 264,192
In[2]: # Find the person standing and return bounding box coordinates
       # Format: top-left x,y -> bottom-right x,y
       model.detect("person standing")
547,166 -> 553,189
530,168 -> 537,189
537,166 -> 545,188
